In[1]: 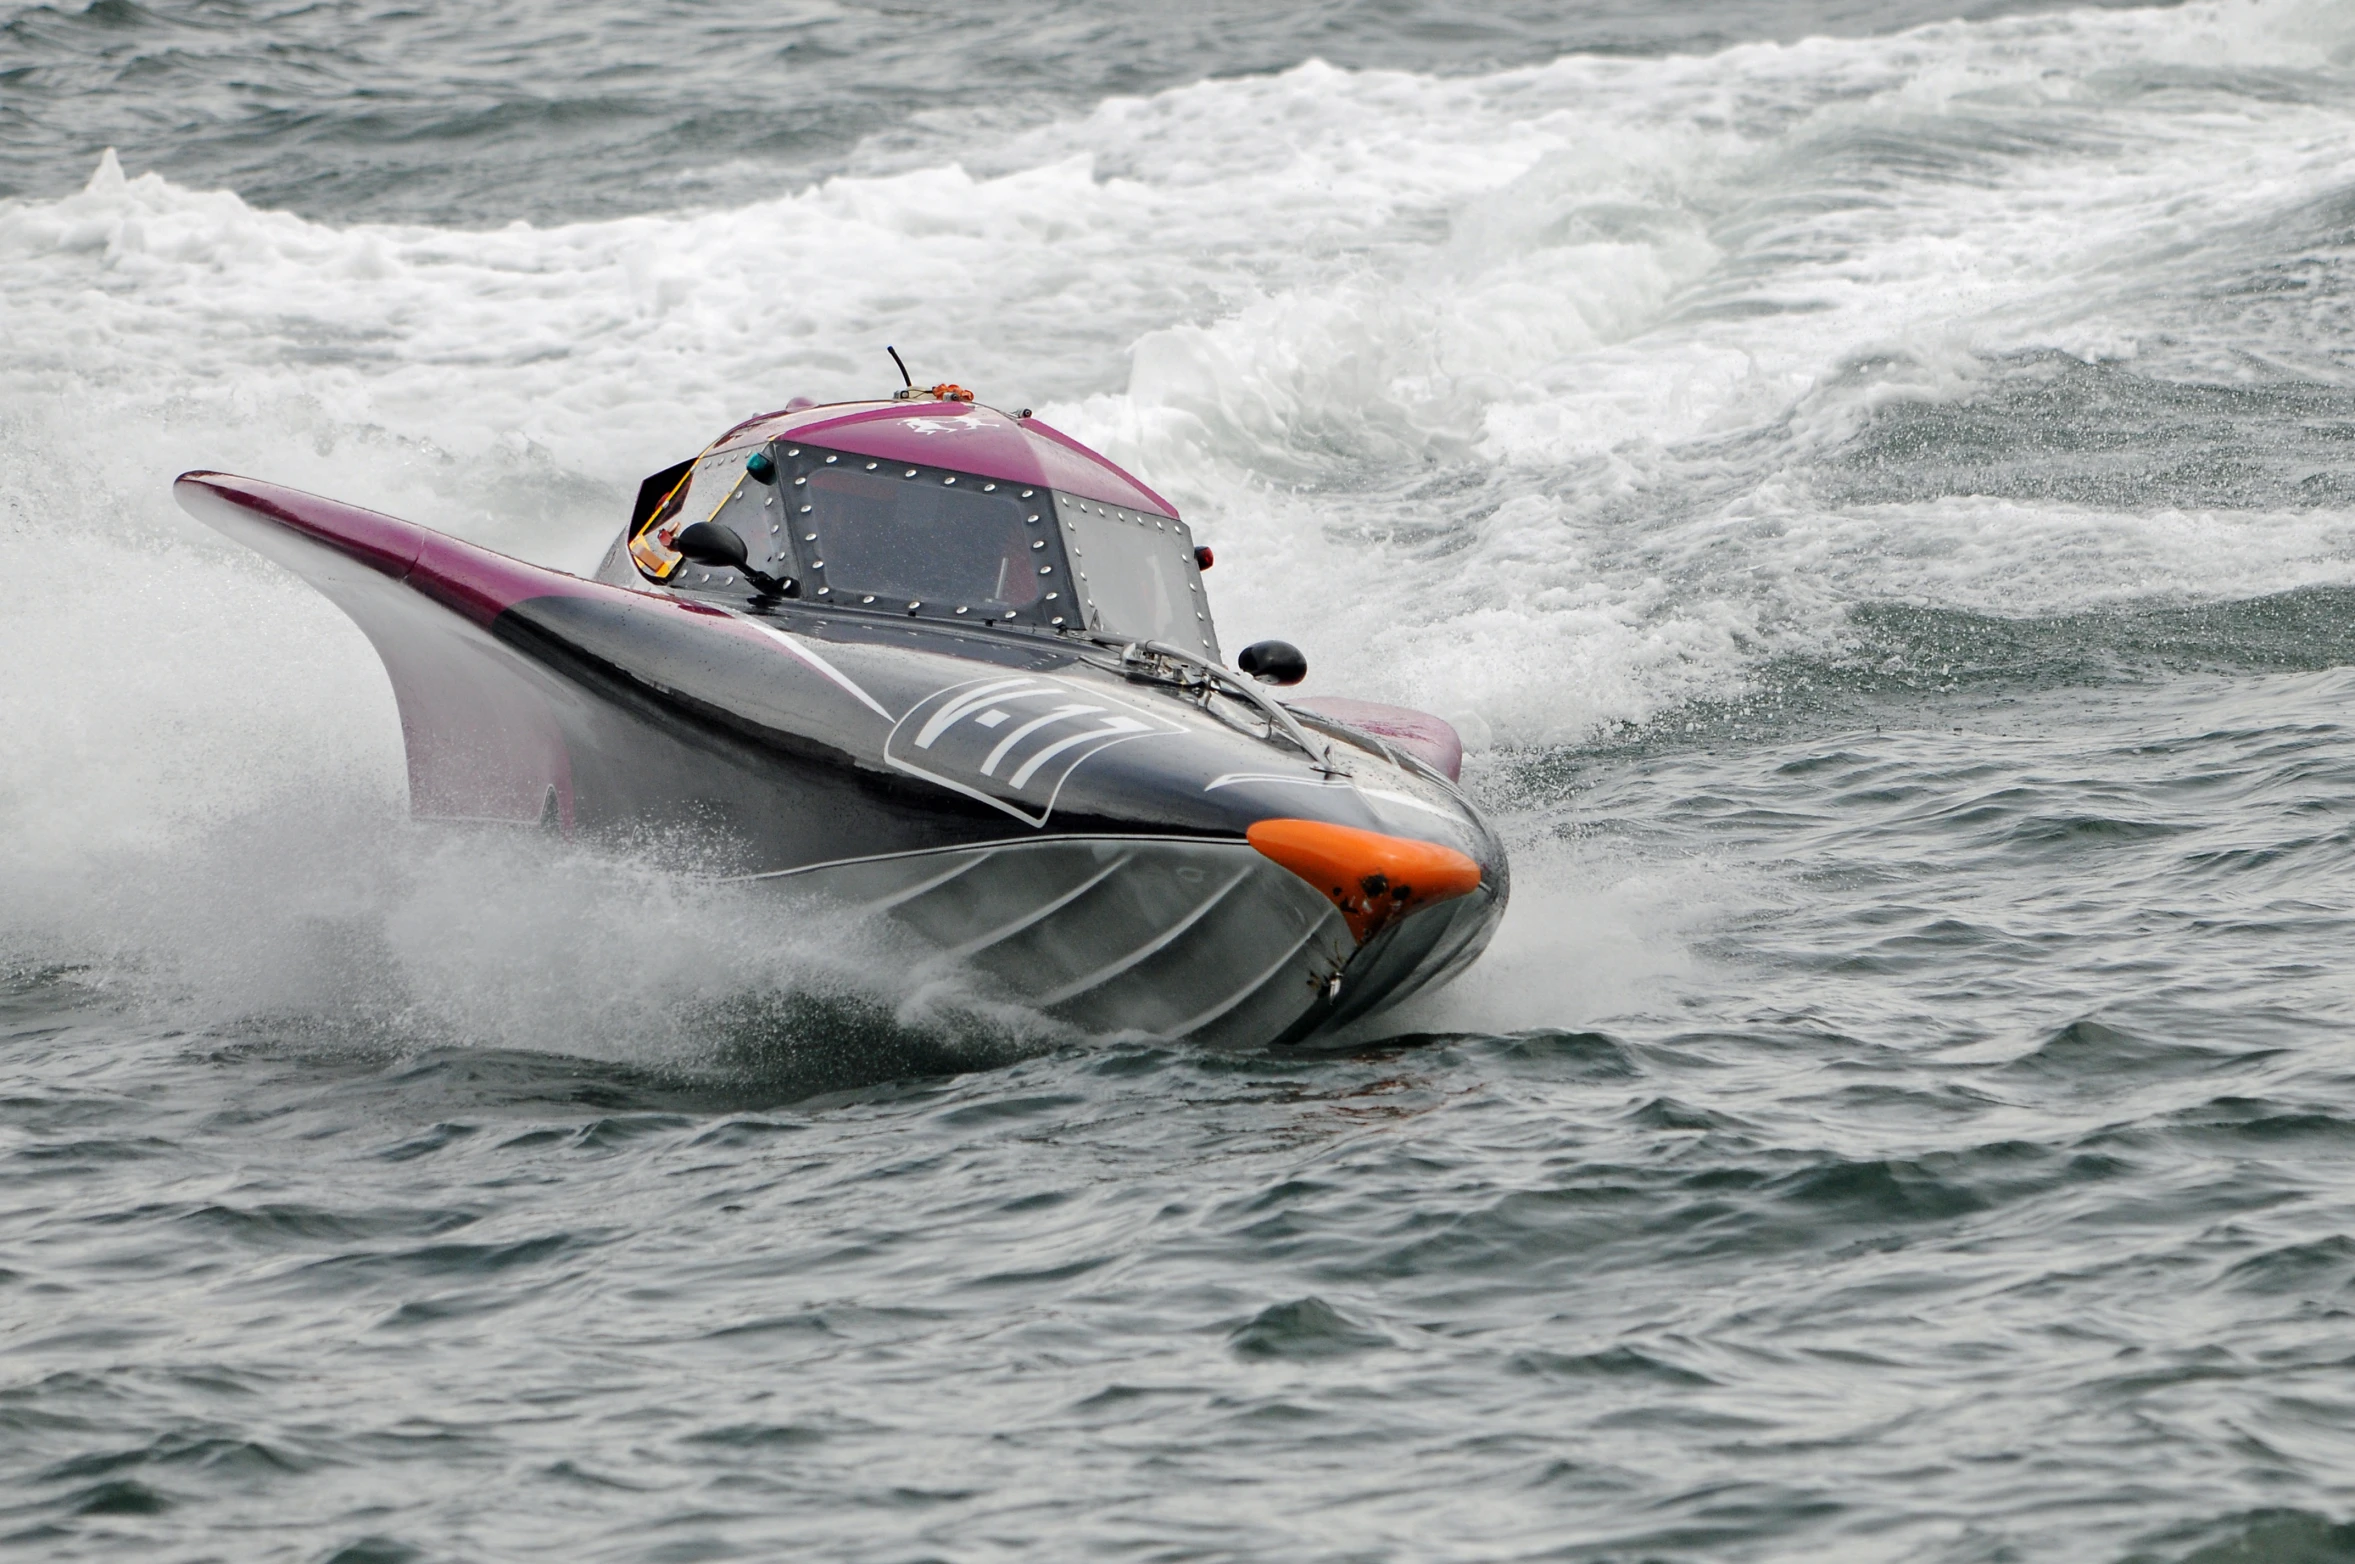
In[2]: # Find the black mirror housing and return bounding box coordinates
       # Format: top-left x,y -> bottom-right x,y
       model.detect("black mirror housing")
1238,640 -> 1307,686
671,520 -> 798,599
673,520 -> 750,570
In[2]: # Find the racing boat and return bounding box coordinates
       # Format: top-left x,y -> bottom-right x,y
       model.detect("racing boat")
175,379 -> 1508,1046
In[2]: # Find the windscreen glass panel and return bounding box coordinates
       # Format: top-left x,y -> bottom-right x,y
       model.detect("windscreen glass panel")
1057,495 -> 1217,659
779,446 -> 1064,623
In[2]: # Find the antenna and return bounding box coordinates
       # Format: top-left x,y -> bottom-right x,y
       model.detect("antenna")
886,345 -> 912,389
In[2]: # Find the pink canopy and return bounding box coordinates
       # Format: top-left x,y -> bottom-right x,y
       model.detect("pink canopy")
713,400 -> 1179,520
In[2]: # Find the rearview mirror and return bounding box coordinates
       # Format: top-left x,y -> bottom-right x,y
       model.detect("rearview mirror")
670,521 -> 797,600
1238,640 -> 1307,686
673,520 -> 750,570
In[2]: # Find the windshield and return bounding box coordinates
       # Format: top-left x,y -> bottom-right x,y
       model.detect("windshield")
1057,494 -> 1218,661
779,445 -> 1062,625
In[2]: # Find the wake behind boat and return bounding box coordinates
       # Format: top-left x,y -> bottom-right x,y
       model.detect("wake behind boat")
176,378 -> 1509,1046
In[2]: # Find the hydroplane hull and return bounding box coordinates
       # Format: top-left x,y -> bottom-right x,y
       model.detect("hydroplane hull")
176,455 -> 1505,1047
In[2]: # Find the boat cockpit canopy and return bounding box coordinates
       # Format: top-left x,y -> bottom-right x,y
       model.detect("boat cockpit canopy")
630,439 -> 1218,660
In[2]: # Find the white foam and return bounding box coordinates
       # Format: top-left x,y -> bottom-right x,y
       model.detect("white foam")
1365,835 -> 1732,1040
6,0 -> 2354,1025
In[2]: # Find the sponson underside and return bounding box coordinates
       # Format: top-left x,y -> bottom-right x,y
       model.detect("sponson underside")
758,836 -> 1500,1049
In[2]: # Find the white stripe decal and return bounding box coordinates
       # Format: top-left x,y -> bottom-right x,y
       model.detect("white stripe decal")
737,618 -> 896,722
982,704 -> 1099,777
1204,771 -> 1458,819
1007,717 -> 1151,789
1203,772 -> 1351,793
1354,785 -> 1463,821
916,677 -> 1046,749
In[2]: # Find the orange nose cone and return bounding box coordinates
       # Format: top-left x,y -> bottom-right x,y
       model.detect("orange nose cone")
1246,818 -> 1484,944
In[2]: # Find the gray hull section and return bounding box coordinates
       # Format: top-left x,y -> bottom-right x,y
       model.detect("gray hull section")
765,836 -> 1498,1048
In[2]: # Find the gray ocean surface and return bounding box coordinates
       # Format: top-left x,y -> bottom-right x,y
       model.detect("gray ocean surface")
10,1 -> 2355,1559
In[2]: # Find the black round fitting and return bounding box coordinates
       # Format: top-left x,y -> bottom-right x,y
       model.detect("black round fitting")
1238,639 -> 1307,686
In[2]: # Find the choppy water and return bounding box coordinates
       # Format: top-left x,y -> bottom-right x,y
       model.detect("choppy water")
10,1 -> 2355,1558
